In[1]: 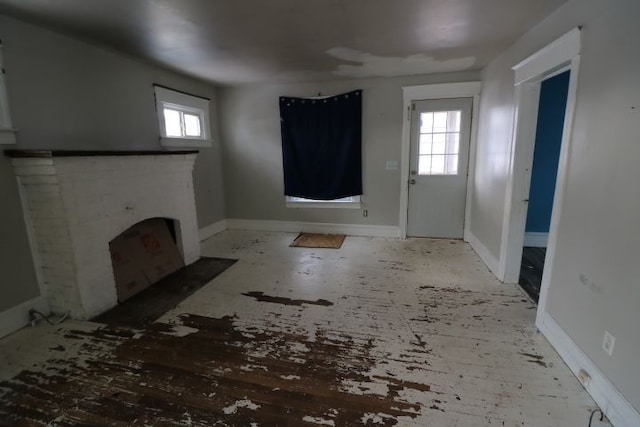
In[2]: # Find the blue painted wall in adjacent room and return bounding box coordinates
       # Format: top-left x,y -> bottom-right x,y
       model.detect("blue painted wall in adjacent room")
525,70 -> 570,233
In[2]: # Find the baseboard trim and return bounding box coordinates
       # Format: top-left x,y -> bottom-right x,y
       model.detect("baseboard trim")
524,232 -> 548,247
537,312 -> 640,427
226,219 -> 401,238
465,230 -> 500,278
0,296 -> 49,339
199,219 -> 228,242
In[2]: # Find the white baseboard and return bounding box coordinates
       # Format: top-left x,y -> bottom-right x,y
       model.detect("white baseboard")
199,219 -> 228,242
0,296 -> 49,339
465,230 -> 500,278
226,219 -> 401,238
537,312 -> 640,427
524,232 -> 548,247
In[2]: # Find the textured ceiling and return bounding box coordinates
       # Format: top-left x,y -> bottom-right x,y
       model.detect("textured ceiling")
0,0 -> 566,85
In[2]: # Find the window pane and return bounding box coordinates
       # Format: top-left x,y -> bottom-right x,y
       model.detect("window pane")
445,133 -> 459,155
447,111 -> 461,132
433,112 -> 448,132
419,134 -> 432,155
432,133 -> 446,155
445,155 -> 459,175
184,113 -> 202,137
420,112 -> 433,133
163,108 -> 182,137
418,155 -> 431,175
431,155 -> 445,174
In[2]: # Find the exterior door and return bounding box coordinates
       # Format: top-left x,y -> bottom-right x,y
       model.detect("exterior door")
407,97 -> 472,238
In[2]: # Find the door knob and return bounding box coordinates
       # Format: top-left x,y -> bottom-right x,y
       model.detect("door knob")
409,179 -> 416,185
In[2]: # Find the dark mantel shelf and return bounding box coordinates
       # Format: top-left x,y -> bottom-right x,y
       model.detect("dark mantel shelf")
4,149 -> 199,158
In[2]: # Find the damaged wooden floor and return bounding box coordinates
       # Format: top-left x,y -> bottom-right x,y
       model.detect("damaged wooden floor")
0,231 -> 606,426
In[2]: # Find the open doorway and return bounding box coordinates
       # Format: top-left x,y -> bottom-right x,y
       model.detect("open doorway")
497,27 -> 581,317
519,70 -> 570,302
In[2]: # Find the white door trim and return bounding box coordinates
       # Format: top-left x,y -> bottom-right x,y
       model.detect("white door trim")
399,82 -> 482,238
513,28 -> 581,85
498,27 -> 581,289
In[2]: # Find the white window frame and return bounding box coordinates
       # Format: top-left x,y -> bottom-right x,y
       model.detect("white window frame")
154,85 -> 212,148
0,42 -> 17,145
286,195 -> 361,209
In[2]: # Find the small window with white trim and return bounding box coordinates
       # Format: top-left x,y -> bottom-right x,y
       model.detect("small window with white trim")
0,42 -> 17,145
286,195 -> 361,209
154,85 -> 212,147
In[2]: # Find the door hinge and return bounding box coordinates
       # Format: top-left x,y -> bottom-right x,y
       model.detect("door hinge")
407,103 -> 416,121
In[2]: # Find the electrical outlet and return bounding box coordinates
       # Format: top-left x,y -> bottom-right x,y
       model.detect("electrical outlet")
363,209 -> 368,217
602,331 -> 615,356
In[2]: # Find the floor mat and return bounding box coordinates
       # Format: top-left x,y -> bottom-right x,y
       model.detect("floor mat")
92,256 -> 237,329
289,232 -> 346,249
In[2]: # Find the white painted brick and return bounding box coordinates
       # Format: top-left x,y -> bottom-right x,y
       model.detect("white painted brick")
19,175 -> 60,185
23,186 -> 61,198
13,153 -> 200,319
11,158 -> 54,167
13,166 -> 58,176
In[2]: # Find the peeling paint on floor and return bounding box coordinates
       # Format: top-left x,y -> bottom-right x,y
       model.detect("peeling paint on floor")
0,231 -> 605,426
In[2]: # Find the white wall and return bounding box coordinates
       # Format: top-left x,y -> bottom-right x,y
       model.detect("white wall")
219,72 -> 480,226
468,0 -> 640,412
0,15 -> 224,313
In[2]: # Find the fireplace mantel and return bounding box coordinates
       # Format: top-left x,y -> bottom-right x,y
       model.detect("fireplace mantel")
8,150 -> 201,319
5,149 -> 199,158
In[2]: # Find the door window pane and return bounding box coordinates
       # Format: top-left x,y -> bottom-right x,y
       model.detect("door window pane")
445,155 -> 459,174
420,113 -> 433,133
432,133 -> 446,155
417,110 -> 461,175
419,134 -> 433,155
445,133 -> 459,155
418,155 -> 431,175
430,155 -> 445,174
433,112 -> 448,132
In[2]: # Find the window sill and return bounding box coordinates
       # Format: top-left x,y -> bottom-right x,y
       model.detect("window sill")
286,201 -> 362,209
160,137 -> 212,148
0,128 -> 17,145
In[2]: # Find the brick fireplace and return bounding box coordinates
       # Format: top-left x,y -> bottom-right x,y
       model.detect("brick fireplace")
6,150 -> 201,319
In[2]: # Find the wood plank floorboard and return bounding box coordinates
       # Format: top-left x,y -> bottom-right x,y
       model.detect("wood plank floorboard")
0,231 -> 605,426
519,247 -> 547,303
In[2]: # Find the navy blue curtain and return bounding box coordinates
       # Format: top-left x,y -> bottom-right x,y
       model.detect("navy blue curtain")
280,90 -> 362,200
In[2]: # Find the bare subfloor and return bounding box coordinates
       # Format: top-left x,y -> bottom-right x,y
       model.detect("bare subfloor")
0,231 -> 605,426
